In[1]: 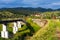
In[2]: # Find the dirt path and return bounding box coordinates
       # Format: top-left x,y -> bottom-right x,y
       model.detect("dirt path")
56,28 -> 60,40
53,19 -> 60,40
32,19 -> 48,27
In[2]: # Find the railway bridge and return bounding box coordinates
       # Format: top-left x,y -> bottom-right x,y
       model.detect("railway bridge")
0,19 -> 26,38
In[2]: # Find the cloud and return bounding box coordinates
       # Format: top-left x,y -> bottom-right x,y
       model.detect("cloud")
0,0 -> 23,8
21,0 -> 57,8
22,0 -> 40,4
45,2 -> 60,7
52,2 -> 60,5
0,0 -> 16,3
21,0 -> 43,7
0,0 -> 60,9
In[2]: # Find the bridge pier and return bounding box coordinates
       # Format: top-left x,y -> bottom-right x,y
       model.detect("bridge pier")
17,21 -> 21,28
1,24 -> 8,38
13,22 -> 18,34
0,19 -> 25,38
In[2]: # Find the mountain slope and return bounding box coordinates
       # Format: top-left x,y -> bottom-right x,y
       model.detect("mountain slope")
0,7 -> 54,15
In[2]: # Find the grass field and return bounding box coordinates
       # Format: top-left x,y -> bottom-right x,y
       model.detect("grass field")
29,19 -> 59,40
0,19 -> 60,40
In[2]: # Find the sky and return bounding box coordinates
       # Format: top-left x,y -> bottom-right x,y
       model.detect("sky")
0,0 -> 60,9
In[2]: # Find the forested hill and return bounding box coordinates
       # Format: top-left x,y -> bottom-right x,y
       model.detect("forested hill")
0,7 -> 53,12
0,7 -> 60,19
0,7 -> 53,15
